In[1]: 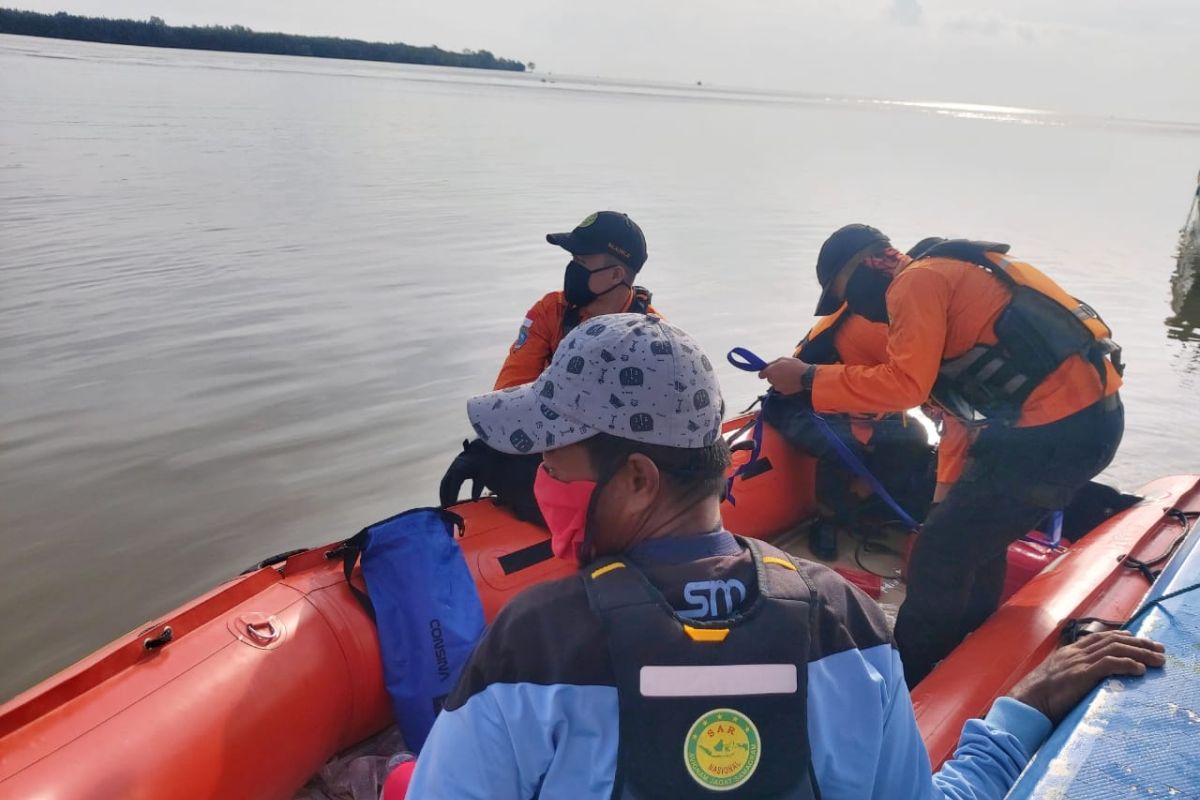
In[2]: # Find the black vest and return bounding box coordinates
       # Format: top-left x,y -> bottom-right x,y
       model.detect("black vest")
920,239 -> 1120,422
582,538 -> 821,799
794,305 -> 849,366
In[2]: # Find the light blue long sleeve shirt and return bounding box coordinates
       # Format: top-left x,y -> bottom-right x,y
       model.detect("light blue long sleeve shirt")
408,532 -> 1051,798
409,646 -> 1049,799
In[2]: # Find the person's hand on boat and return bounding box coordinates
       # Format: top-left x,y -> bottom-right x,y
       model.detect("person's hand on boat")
759,357 -> 817,396
1007,629 -> 1166,724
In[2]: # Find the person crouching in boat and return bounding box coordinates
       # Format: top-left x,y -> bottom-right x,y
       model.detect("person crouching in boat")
758,224 -> 1126,687
405,313 -> 1161,799
439,211 -> 659,523
766,249 -> 939,559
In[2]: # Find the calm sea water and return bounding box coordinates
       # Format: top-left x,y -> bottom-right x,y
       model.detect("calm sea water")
2,34 -> 1198,701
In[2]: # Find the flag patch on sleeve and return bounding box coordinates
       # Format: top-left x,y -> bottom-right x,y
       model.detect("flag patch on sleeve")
512,318 -> 534,350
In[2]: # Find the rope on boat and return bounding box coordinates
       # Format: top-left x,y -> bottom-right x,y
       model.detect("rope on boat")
1117,508 -> 1197,582
1121,579 -> 1200,632
1062,508 -> 1199,642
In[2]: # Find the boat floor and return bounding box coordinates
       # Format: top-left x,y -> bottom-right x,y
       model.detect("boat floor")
773,520 -> 909,625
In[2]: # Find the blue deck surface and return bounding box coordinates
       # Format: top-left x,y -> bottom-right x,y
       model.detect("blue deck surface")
1007,515 -> 1200,799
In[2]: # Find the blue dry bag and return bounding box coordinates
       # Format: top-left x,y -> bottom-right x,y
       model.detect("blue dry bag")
337,507 -> 485,752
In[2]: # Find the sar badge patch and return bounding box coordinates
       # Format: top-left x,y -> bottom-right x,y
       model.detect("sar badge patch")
684,708 -> 761,792
512,317 -> 533,351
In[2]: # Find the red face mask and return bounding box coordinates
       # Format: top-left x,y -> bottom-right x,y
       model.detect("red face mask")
533,468 -> 598,565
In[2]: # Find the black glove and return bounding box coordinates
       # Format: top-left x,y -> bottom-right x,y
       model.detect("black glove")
438,439 -> 547,527
439,439 -> 494,507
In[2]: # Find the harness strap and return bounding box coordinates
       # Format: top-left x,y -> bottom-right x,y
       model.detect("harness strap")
806,413 -> 920,531
329,530 -> 376,621
724,412 -> 764,507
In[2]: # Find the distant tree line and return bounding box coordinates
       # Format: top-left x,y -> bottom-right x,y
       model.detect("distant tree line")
0,8 -> 527,71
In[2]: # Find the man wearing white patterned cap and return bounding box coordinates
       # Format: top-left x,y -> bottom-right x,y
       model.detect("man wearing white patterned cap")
406,314 -> 1165,800
438,210 -> 659,522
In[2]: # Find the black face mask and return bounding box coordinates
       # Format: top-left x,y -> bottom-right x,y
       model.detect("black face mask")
843,266 -> 893,323
563,260 -> 623,307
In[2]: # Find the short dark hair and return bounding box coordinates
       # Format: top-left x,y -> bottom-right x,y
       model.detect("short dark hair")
601,257 -> 636,283
582,433 -> 731,502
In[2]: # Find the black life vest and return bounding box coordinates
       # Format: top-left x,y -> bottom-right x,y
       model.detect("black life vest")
793,303 -> 850,365
562,286 -> 653,338
582,538 -> 820,799
919,240 -> 1123,423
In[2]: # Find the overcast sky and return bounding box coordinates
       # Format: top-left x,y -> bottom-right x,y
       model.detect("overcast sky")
17,0 -> 1200,122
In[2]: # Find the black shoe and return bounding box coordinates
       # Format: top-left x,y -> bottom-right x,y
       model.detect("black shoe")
809,522 -> 839,562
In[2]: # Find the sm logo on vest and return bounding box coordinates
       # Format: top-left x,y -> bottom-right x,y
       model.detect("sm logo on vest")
685,708 -> 761,791
680,579 -> 748,620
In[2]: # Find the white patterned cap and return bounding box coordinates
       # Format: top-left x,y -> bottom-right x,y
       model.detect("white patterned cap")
468,314 -> 725,454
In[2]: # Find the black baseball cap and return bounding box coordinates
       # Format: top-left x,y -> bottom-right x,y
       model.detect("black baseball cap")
547,211 -> 648,272
813,224 -> 891,315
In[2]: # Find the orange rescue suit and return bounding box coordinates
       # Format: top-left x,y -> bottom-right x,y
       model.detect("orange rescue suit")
811,255 -> 1121,446
494,290 -> 660,390
795,306 -> 890,446
802,304 -> 970,485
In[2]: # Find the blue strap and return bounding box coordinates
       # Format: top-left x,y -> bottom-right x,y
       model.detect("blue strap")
1023,510 -> 1064,548
807,413 -> 919,530
727,347 -> 769,373
725,347 -> 919,530
724,413 -> 764,506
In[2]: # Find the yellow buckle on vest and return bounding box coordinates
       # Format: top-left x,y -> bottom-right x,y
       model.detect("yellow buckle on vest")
763,556 -> 798,571
590,562 -> 626,579
683,625 -> 730,642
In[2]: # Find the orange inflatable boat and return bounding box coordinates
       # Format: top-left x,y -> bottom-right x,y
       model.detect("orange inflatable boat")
1,411 -> 1197,799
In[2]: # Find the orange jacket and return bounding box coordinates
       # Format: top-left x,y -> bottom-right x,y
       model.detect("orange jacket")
829,311 -> 891,368
494,290 -> 660,390
811,255 -> 1121,430
802,308 -> 944,475
795,307 -> 891,445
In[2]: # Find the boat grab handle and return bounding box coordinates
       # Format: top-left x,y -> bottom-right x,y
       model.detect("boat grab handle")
143,626 -> 174,651
245,618 -> 281,644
